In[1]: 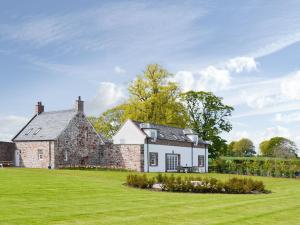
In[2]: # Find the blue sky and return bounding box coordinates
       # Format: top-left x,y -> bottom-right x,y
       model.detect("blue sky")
1,0 -> 300,153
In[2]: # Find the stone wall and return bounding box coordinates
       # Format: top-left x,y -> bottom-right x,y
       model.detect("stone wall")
55,112 -> 103,167
15,141 -> 54,168
0,141 -> 15,162
101,144 -> 144,171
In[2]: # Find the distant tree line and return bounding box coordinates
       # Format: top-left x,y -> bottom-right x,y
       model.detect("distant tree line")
225,137 -> 298,158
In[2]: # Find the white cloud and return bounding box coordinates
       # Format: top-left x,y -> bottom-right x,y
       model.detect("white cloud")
85,82 -> 126,116
0,115 -> 28,141
114,66 -> 126,74
252,32 -> 300,58
274,112 -> 300,123
174,66 -> 231,92
173,56 -> 257,92
281,71 -> 300,100
261,125 -> 291,140
226,57 -> 257,73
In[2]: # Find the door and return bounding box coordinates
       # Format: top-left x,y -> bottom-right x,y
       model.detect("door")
166,154 -> 180,172
15,150 -> 20,167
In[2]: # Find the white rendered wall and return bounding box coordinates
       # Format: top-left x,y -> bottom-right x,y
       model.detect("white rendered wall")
113,120 -> 146,144
144,144 -> 208,173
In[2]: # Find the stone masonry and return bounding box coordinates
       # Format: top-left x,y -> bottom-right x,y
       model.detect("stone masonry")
101,144 -> 144,171
15,141 -> 54,168
55,112 -> 103,167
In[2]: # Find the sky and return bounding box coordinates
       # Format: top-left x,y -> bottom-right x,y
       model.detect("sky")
1,0 -> 300,154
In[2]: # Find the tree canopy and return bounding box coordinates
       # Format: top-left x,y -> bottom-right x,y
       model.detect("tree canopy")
181,91 -> 234,158
232,138 -> 256,157
259,137 -> 298,158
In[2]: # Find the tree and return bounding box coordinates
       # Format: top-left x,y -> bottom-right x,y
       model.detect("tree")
123,64 -> 188,127
226,141 -> 236,156
232,138 -> 256,157
182,91 -> 234,158
88,105 -> 125,139
259,137 -> 298,158
259,140 -> 270,156
89,64 -> 189,138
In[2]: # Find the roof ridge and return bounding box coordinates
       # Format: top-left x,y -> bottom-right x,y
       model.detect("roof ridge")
133,120 -> 185,130
41,109 -> 76,114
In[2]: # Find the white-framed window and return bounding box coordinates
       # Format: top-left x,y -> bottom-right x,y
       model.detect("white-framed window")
38,149 -> 43,160
149,152 -> 158,166
198,155 -> 205,167
64,151 -> 68,162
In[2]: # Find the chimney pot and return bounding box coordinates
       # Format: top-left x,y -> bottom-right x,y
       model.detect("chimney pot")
35,101 -> 44,114
75,96 -> 84,112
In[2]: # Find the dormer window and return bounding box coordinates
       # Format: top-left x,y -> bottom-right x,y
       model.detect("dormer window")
33,128 -> 41,135
25,128 -> 33,135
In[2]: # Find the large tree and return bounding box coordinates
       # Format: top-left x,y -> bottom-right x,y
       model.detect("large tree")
90,64 -> 189,139
123,64 -> 188,127
260,137 -> 298,158
182,91 -> 234,158
232,138 -> 256,157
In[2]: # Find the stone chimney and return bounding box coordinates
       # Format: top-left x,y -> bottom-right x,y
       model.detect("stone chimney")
75,96 -> 84,112
35,101 -> 44,115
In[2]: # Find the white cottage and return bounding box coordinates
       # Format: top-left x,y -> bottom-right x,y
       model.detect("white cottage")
113,119 -> 209,172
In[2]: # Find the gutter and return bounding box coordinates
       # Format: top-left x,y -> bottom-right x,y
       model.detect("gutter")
146,137 -> 149,172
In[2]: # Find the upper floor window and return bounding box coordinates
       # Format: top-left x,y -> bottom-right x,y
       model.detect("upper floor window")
38,149 -> 43,160
149,152 -> 158,166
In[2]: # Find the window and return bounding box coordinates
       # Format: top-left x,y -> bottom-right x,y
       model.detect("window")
149,152 -> 158,166
64,151 -> 68,162
198,155 -> 205,167
33,128 -> 41,135
25,128 -> 33,135
38,150 -> 43,160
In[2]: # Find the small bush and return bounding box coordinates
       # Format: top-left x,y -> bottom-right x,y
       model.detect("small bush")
126,174 -> 269,194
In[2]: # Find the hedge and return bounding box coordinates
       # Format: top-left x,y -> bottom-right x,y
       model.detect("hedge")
126,174 -> 269,194
209,157 -> 300,178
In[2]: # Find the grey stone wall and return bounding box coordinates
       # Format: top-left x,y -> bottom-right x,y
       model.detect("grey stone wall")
0,142 -> 15,162
15,141 -> 53,168
55,112 -> 103,167
101,144 -> 144,171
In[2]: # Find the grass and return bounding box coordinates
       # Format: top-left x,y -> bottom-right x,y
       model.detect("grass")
0,169 -> 299,225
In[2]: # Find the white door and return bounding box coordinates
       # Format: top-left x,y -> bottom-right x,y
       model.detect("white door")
15,150 -> 20,167
166,154 -> 179,172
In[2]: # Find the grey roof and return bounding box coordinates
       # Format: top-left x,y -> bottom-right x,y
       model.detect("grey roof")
13,110 -> 77,141
132,121 -> 206,144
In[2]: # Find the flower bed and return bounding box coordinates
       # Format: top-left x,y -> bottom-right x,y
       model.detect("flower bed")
126,174 -> 270,194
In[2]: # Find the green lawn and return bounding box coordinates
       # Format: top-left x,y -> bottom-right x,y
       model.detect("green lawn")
0,169 -> 299,225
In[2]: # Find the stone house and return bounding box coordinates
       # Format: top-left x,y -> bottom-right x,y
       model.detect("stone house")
12,97 -> 104,168
111,119 -> 209,172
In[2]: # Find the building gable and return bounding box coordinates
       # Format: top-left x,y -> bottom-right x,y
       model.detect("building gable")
113,120 -> 146,144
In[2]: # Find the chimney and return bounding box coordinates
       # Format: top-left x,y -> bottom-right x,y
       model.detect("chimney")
75,96 -> 84,112
35,101 -> 44,115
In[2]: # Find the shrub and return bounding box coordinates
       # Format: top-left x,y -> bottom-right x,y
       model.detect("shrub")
209,157 -> 300,178
126,174 -> 269,194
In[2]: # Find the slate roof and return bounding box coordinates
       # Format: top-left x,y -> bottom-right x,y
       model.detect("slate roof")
132,121 -> 206,144
13,110 -> 77,141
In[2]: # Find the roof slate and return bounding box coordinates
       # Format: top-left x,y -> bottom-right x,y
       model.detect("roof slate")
13,110 -> 77,141
132,121 -> 206,144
